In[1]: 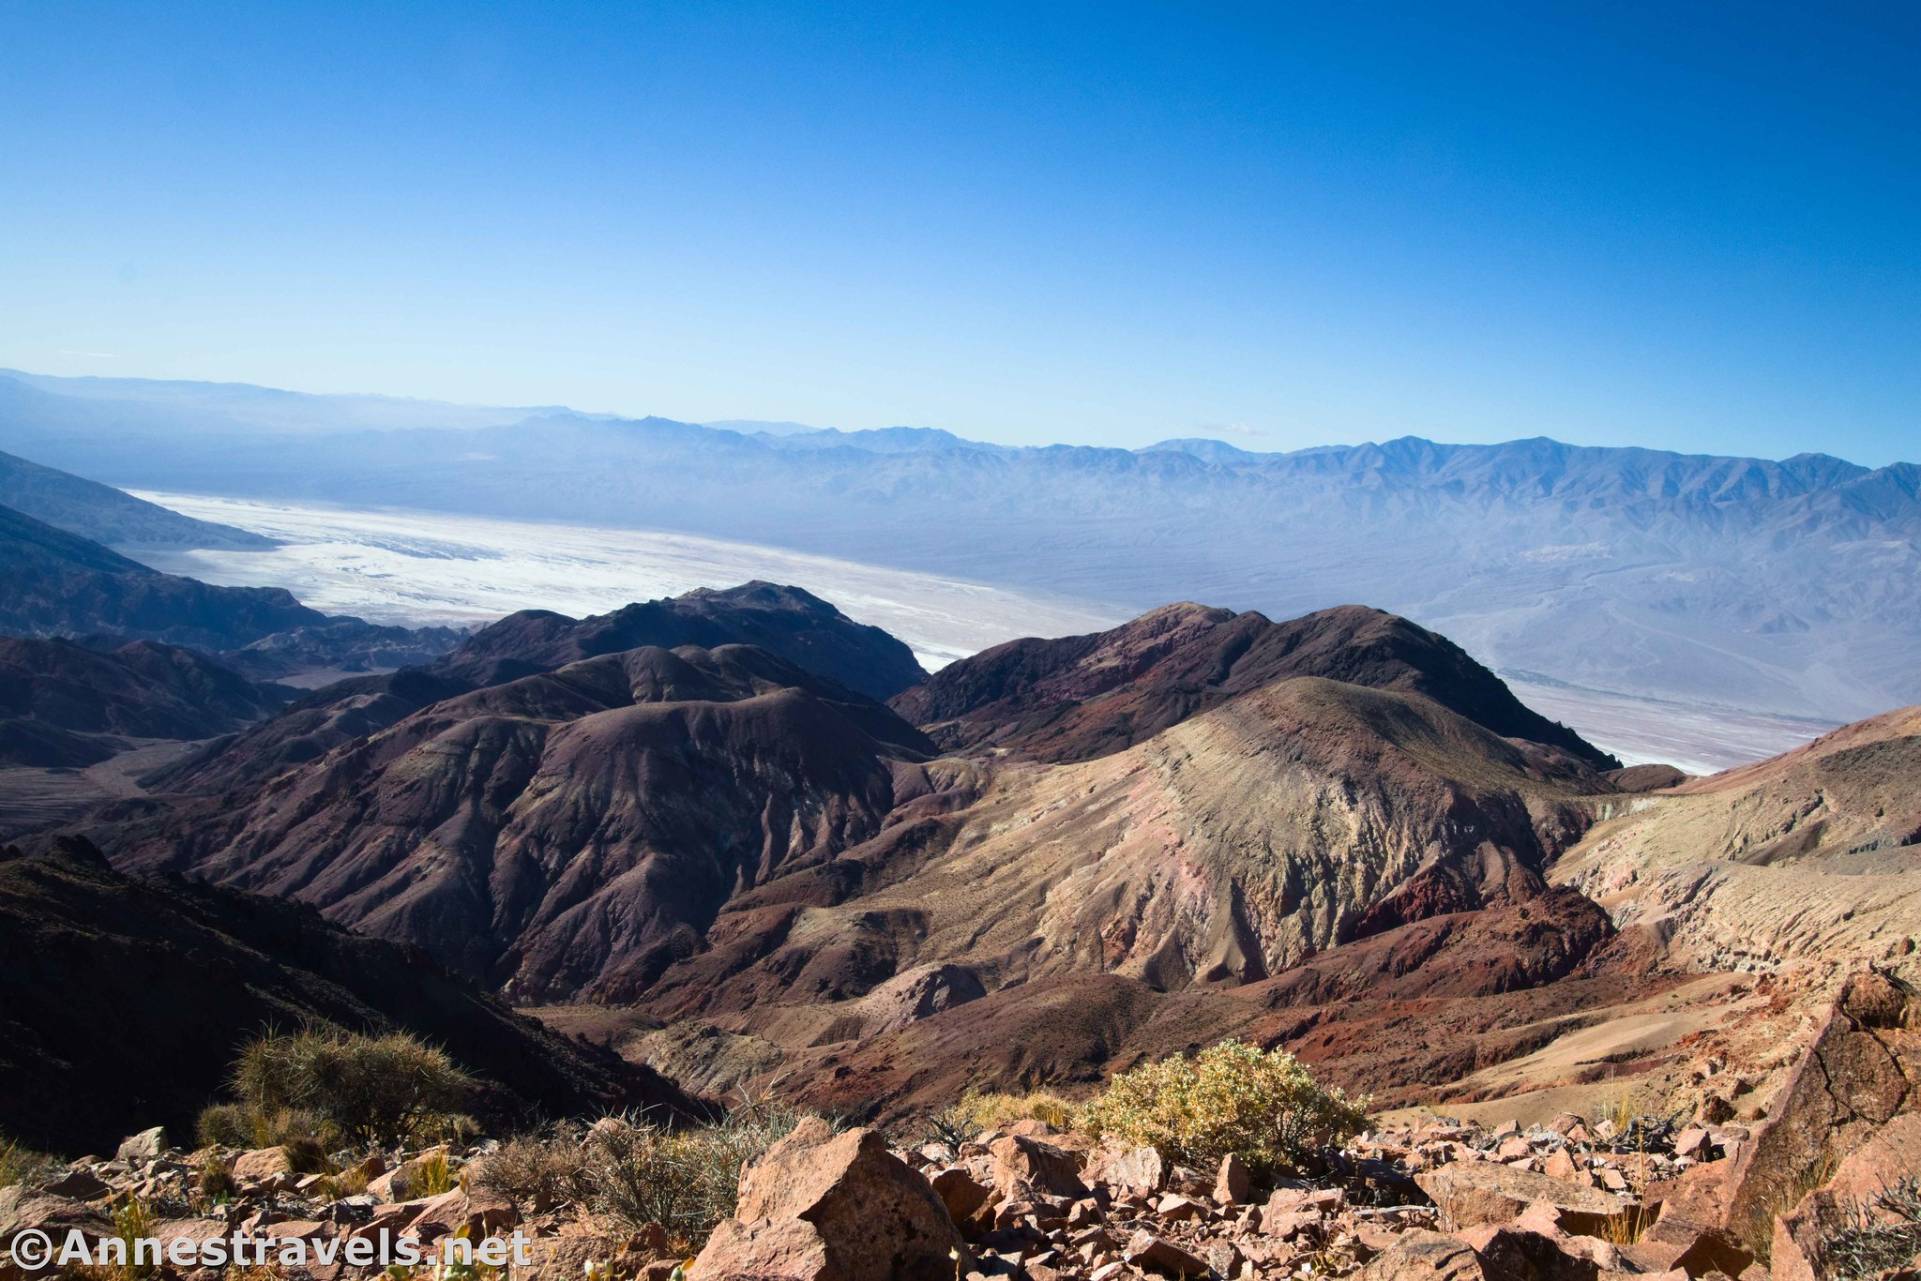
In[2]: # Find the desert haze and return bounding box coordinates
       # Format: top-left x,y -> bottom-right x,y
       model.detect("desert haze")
7,369 -> 1916,766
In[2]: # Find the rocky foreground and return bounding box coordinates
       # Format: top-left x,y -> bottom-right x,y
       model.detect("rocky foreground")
5,971 -> 1916,1281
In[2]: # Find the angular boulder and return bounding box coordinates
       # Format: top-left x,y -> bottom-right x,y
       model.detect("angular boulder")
0,1188 -> 112,1279
1456,1225 -> 1600,1280
405,1187 -> 519,1243
692,1118 -> 964,1281
1214,1152 -> 1252,1205
1122,1230 -> 1208,1278
1723,969 -> 1920,1246
113,1127 -> 167,1164
1414,1163 -> 1632,1235
927,1168 -> 991,1227
1085,1144 -> 1166,1197
1356,1230 -> 1488,1280
987,1134 -> 1085,1199
231,1146 -> 294,1182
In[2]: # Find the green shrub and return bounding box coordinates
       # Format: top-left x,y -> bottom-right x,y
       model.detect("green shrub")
232,1028 -> 476,1149
582,1103 -> 803,1247
1077,1039 -> 1367,1179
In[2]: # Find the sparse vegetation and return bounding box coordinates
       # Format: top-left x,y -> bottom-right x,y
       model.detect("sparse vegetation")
952,1088 -> 1077,1134
311,1162 -> 371,1201
1827,1177 -> 1921,1280
1741,1148 -> 1841,1261
582,1102 -> 804,1247
195,1101 -> 337,1151
473,1101 -> 809,1245
106,1195 -> 158,1281
195,1154 -> 238,1203
229,1027 -> 476,1149
0,1134 -> 58,1189
412,1148 -> 456,1196
1597,1200 -> 1654,1245
475,1128 -> 587,1209
1077,1039 -> 1368,1179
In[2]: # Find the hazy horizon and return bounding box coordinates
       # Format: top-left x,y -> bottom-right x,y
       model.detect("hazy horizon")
2,364 -> 1914,471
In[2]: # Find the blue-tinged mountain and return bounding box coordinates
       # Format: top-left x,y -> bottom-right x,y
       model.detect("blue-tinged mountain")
4,369 -> 1918,721
0,446 -> 270,549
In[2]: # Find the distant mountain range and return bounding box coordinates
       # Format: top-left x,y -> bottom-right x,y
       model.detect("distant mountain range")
1,368 -> 1916,722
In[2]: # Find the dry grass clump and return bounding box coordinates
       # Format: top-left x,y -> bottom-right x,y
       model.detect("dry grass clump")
411,1149 -> 456,1197
222,1027 -> 476,1150
100,1195 -> 158,1281
193,1102 -> 334,1150
195,1102 -> 338,1170
0,1135 -> 59,1189
1078,1039 -> 1367,1180
944,1089 -> 1077,1136
195,1153 -> 239,1203
1827,1177 -> 1921,1280
475,1129 -> 587,1211
479,1102 -> 804,1248
307,1163 -> 370,1202
582,1102 -> 803,1246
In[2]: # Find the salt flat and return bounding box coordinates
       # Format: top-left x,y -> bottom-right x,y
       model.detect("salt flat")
129,492 -> 1123,671
1503,678 -> 1832,776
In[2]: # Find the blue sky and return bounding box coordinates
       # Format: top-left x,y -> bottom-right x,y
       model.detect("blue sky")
1,2 -> 1915,462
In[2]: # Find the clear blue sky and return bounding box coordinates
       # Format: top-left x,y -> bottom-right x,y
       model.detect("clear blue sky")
1,2 -> 1915,462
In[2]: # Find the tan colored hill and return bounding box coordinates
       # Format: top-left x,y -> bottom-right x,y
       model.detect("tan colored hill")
1553,705 -> 1921,974
641,677 -> 1608,1023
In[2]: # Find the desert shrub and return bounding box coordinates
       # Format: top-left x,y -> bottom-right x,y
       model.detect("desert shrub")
475,1130 -> 587,1210
232,1028 -> 476,1149
308,1163 -> 370,1201
282,1134 -> 333,1175
101,1195 -> 158,1281
1076,1039 -> 1367,1179
1828,1177 -> 1921,1280
194,1103 -> 252,1148
0,1136 -> 58,1190
195,1104 -> 339,1164
195,1101 -> 338,1151
195,1154 -> 239,1203
943,1088 -> 1077,1136
582,1102 -> 803,1246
